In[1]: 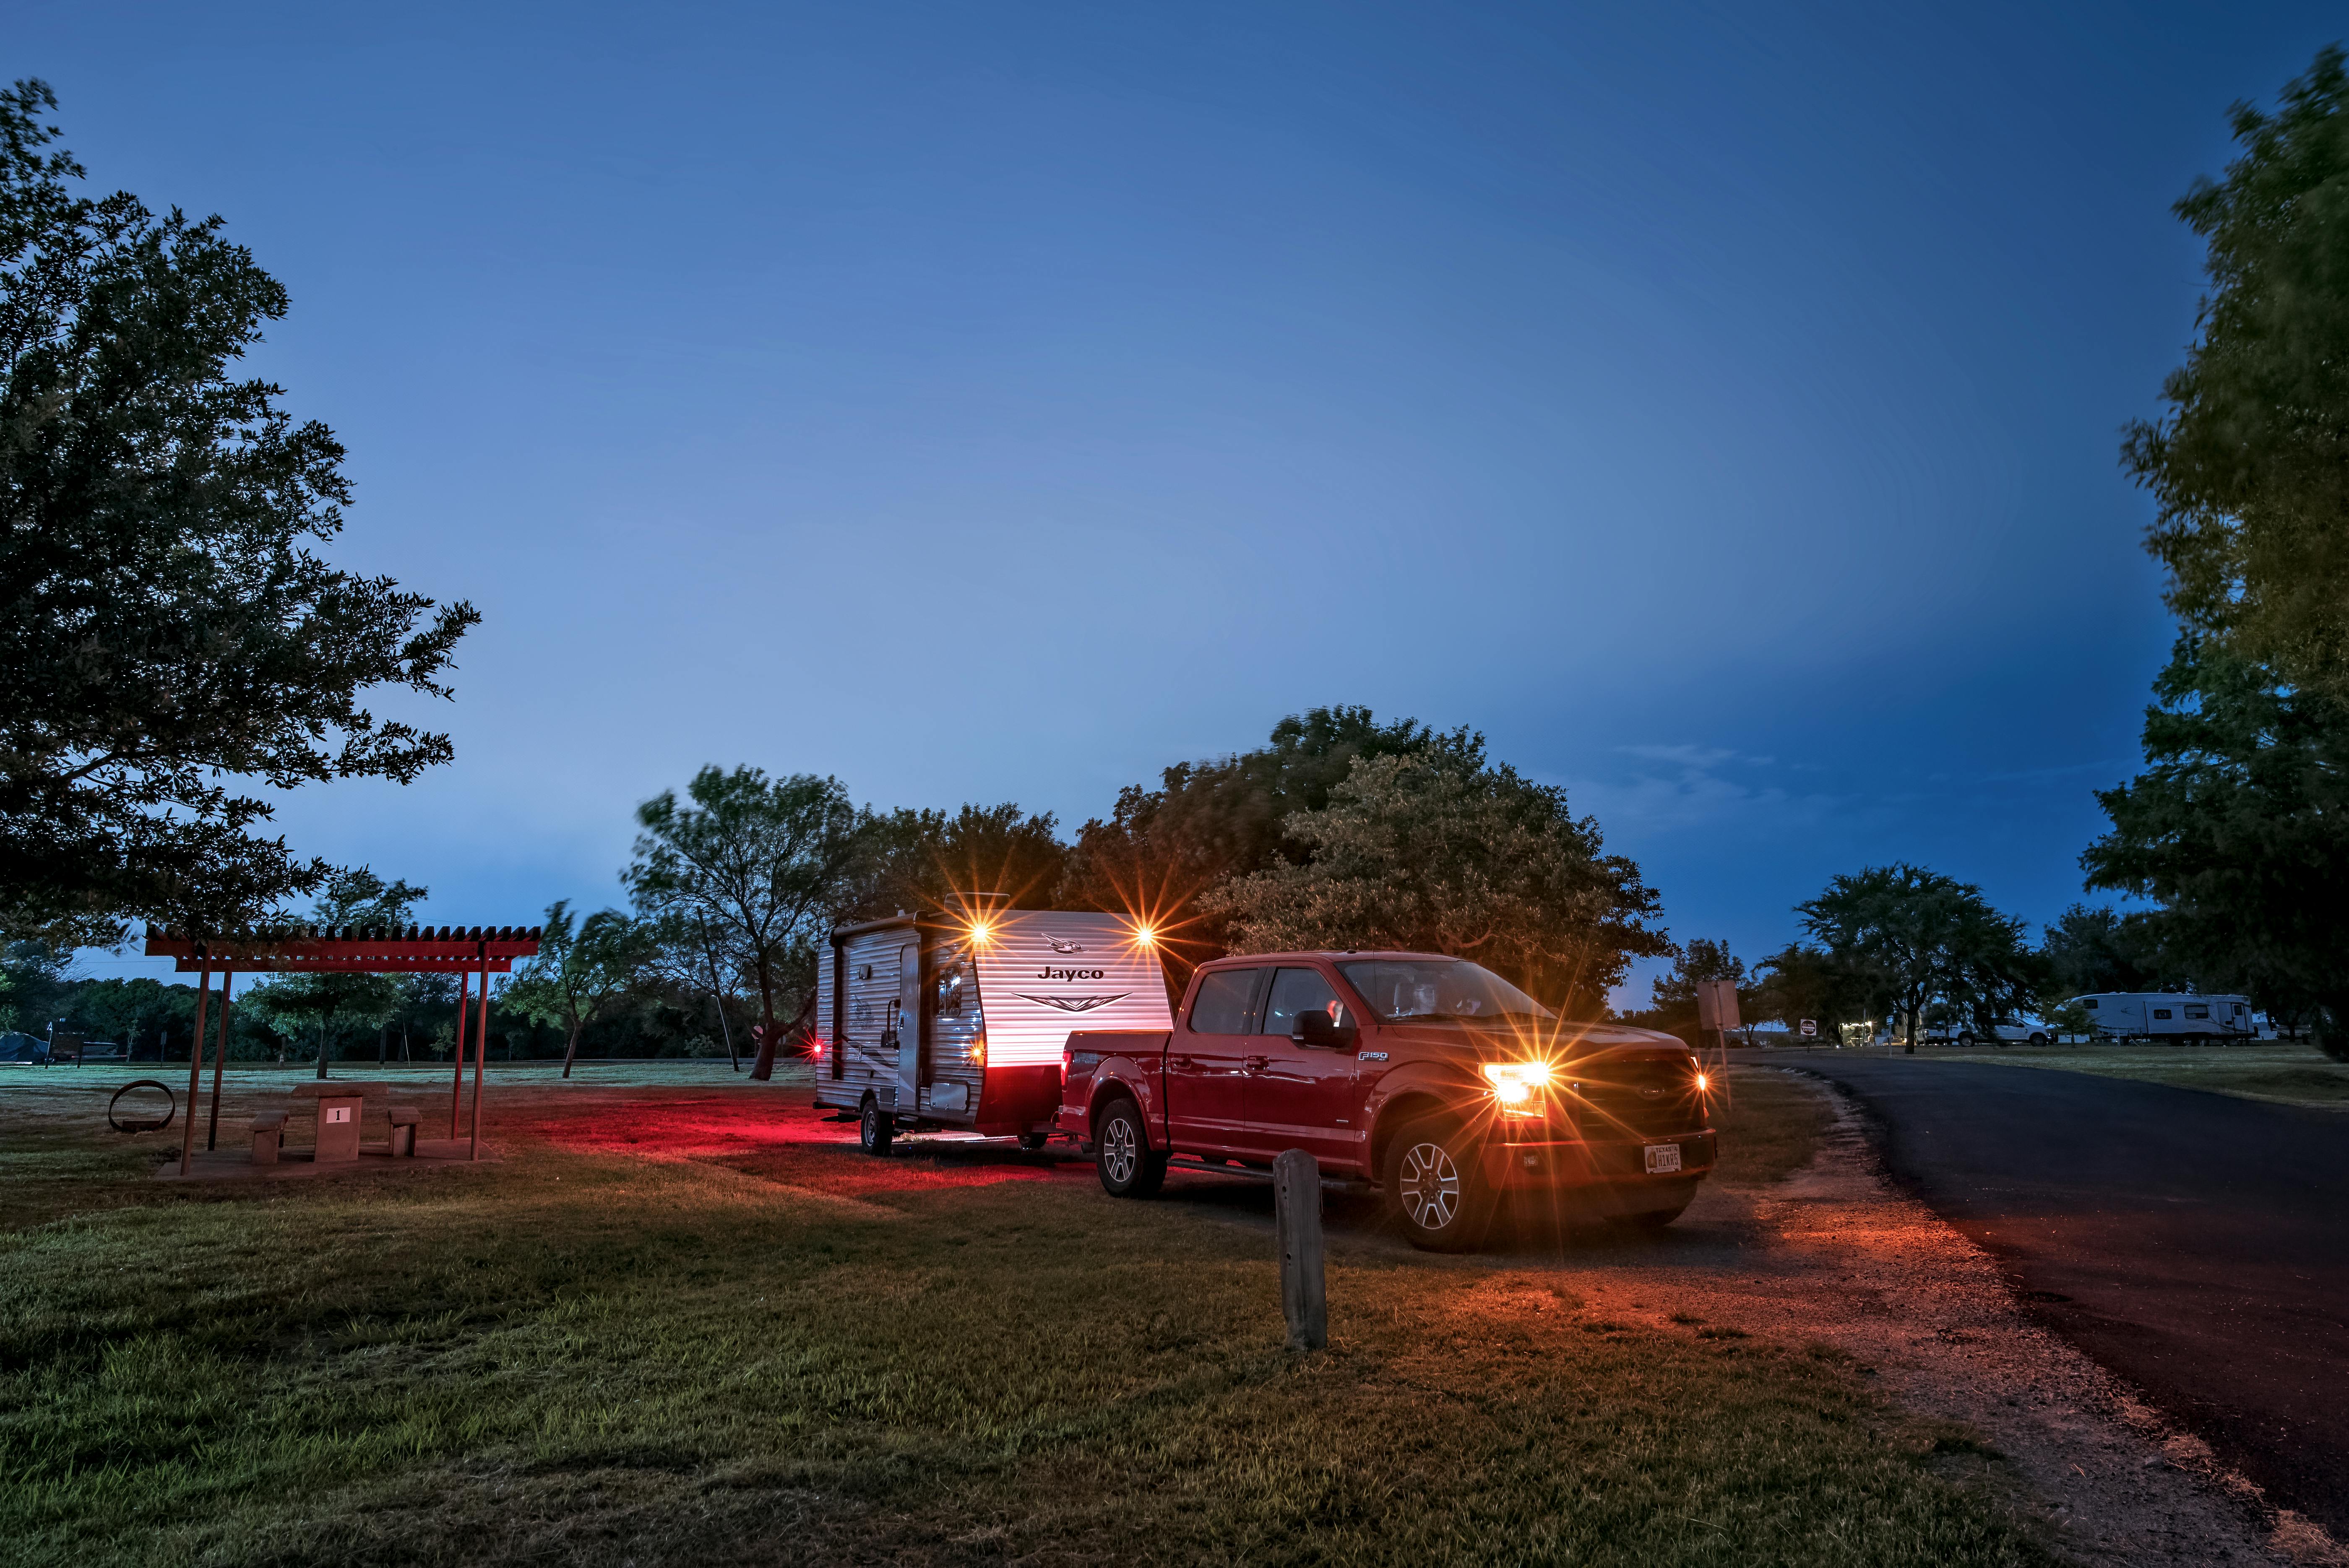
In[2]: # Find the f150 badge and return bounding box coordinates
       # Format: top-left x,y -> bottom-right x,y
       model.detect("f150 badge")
1357,1050 -> 1389,1061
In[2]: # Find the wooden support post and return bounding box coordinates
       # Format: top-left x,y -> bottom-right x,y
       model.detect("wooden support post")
469,944 -> 488,1162
1272,1148 -> 1327,1352
180,955 -> 212,1175
206,970 -> 232,1151
451,966 -> 471,1140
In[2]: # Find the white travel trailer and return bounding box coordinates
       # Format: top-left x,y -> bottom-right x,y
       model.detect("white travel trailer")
810,906 -> 1173,1152
2074,991 -> 2266,1041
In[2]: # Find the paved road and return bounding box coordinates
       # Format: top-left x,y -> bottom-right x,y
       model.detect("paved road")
1787,1052 -> 2349,1537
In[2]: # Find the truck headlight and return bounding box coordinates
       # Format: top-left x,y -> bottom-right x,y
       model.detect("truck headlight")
1480,1061 -> 1554,1106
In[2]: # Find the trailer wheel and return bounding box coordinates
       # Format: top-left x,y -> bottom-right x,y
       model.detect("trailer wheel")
858,1097 -> 894,1156
1380,1114 -> 1496,1253
1093,1097 -> 1166,1198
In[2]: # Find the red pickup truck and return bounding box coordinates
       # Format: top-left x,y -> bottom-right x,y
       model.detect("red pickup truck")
1054,949 -> 1717,1250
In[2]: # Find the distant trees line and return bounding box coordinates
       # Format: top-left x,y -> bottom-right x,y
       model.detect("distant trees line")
1633,872 -> 2290,1054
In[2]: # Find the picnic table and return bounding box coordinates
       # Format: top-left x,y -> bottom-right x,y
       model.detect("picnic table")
250,1082 -> 422,1165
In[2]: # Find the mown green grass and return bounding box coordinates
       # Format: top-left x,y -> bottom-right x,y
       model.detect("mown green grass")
1709,1068 -> 1834,1188
1969,1041 -> 2349,1110
0,1071 -> 2048,1567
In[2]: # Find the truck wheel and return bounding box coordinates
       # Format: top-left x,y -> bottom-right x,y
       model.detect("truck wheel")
1094,1097 -> 1166,1198
1382,1116 -> 1496,1253
858,1097 -> 893,1156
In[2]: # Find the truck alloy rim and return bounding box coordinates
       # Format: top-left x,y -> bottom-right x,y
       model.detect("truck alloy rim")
1101,1116 -> 1137,1184
1398,1140 -> 1461,1229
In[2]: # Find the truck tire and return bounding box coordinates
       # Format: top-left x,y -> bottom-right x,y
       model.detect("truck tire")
1381,1114 -> 1496,1253
1094,1097 -> 1166,1198
858,1096 -> 894,1156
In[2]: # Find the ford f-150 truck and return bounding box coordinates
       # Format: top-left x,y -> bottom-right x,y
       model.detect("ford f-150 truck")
1054,949 -> 1717,1251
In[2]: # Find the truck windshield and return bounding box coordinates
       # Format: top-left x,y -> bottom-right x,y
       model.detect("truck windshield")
1337,959 -> 1553,1024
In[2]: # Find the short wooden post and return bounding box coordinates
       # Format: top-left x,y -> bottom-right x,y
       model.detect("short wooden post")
1273,1148 -> 1327,1352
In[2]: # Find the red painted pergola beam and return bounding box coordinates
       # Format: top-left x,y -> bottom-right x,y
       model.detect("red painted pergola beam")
144,924 -> 544,1173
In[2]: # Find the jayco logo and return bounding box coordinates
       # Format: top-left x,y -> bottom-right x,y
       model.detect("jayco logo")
1036,965 -> 1106,980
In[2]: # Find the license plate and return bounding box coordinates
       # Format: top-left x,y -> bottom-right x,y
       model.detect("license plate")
1644,1143 -> 1682,1175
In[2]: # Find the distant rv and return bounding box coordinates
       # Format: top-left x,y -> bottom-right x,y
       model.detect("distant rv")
2075,992 -> 2266,1041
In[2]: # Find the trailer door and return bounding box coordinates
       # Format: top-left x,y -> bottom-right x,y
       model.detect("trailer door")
896,942 -> 922,1105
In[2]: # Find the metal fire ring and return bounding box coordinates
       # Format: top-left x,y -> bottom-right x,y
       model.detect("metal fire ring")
108,1079 -> 177,1134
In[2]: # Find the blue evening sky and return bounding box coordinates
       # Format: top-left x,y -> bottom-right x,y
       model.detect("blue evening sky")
23,2 -> 2334,1004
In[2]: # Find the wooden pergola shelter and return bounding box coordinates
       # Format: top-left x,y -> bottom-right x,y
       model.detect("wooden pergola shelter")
143,925 -> 543,1174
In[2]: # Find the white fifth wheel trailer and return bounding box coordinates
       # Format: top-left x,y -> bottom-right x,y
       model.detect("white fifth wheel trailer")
810,907 -> 1173,1152
2074,991 -> 2266,1041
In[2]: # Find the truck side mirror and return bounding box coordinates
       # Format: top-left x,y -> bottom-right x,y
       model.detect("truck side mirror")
1292,1010 -> 1357,1050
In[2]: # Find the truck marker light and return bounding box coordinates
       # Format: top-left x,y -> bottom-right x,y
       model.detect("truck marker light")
968,921 -> 996,946
1133,924 -> 1157,947
1695,1072 -> 1709,1093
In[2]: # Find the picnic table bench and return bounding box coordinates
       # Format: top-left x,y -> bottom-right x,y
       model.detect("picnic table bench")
248,1083 -> 423,1165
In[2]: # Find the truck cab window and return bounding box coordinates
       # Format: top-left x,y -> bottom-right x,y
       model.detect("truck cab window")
1264,967 -> 1344,1035
1189,969 -> 1264,1035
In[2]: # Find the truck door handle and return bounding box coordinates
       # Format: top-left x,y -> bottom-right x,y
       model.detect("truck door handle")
1244,1055 -> 1269,1073
1169,1056 -> 1193,1071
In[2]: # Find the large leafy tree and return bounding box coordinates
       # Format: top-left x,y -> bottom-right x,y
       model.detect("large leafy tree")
238,868 -> 426,1076
2125,47 -> 2349,700
1203,746 -> 1668,1018
0,81 -> 475,944
2038,904 -> 2166,1000
624,766 -> 865,1080
503,899 -> 656,1079
846,801 -> 1068,921
1797,865 -> 2035,1052
1060,706 -> 1446,982
2083,635 -> 2349,1056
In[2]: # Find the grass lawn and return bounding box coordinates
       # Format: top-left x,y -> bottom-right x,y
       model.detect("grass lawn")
1767,1040 -> 2349,1111
0,1064 -> 2051,1567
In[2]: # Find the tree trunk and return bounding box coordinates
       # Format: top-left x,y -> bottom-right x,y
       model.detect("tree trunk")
749,953 -> 777,1082
378,1024 -> 387,1065
702,920 -> 738,1072
562,1017 -> 583,1079
317,1019 -> 330,1078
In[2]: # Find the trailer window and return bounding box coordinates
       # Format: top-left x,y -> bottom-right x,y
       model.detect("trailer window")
2185,1005 -> 2208,1020
935,963 -> 966,1015
1189,969 -> 1264,1035
2152,1009 -> 2172,1020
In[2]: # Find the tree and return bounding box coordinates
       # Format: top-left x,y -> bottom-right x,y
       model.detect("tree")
846,801 -> 1068,920
2038,904 -> 2165,1000
0,81 -> 476,945
503,900 -> 656,1079
1060,706 -> 1451,987
624,766 -> 866,1080
1643,939 -> 1753,1042
239,868 -> 425,1076
1750,944 -> 1876,1040
1203,746 -> 1669,1018
1797,865 -> 2034,1053
2083,634 -> 2349,1057
2124,47 -> 2349,702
